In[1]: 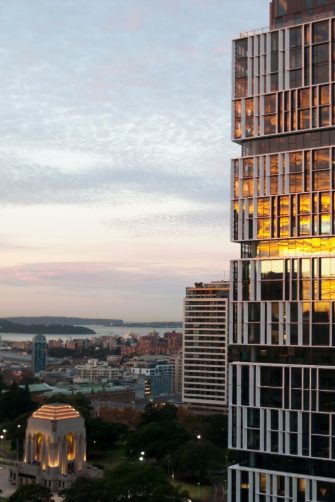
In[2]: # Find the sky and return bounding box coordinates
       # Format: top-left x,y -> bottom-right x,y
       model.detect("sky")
0,0 -> 270,321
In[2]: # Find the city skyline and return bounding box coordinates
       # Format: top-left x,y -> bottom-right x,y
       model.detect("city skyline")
0,0 -> 269,319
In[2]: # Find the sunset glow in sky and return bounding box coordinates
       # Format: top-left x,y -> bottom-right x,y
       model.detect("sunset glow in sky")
0,0 -> 269,320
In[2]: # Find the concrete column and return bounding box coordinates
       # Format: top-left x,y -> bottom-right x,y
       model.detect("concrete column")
74,434 -> 79,472
62,437 -> 68,475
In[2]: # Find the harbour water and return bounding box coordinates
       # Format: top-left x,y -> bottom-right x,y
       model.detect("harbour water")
0,325 -> 181,342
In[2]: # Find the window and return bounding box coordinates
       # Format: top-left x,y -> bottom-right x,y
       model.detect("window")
235,39 -> 248,59
290,47 -> 302,69
290,152 -> 303,172
299,88 -> 310,108
290,27 -> 302,48
313,44 -> 329,84
290,69 -> 302,88
264,94 -> 276,114
264,114 -> 277,134
313,149 -> 329,170
277,0 -> 288,16
313,21 -> 329,44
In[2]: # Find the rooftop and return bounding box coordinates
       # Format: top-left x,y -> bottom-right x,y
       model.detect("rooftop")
32,403 -> 80,421
238,8 -> 335,38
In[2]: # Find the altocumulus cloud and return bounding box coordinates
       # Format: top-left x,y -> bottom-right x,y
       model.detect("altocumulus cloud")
0,0 -> 269,317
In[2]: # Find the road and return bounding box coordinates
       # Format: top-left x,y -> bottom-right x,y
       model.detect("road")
208,477 -> 226,502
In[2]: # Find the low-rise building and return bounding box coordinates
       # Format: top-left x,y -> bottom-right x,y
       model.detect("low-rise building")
130,357 -> 173,398
74,360 -> 124,383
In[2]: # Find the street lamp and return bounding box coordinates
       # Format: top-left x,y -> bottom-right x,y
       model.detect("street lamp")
196,434 -> 201,440
140,451 -> 145,456
139,456 -> 144,462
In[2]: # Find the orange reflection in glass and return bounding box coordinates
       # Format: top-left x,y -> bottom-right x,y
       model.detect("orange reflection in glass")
257,237 -> 335,258
279,217 -> 289,237
279,196 -> 289,215
320,193 -> 330,212
299,194 -> 310,214
257,219 -> 270,238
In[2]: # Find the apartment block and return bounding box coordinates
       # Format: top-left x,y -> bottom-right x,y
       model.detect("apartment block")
182,281 -> 229,414
229,1 -> 335,500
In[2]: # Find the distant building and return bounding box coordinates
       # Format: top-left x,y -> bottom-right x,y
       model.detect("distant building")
120,330 -> 182,357
130,357 -> 173,398
10,404 -> 89,491
32,335 -> 47,375
74,360 -> 124,383
182,281 -> 229,414
170,350 -> 183,394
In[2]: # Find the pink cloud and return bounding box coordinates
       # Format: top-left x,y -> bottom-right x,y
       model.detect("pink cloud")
124,7 -> 142,32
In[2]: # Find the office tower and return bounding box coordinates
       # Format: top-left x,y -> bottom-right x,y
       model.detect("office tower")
182,281 -> 229,414
229,1 -> 335,500
32,334 -> 47,375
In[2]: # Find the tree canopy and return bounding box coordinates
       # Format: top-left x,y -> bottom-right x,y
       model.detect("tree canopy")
86,417 -> 128,450
0,382 -> 35,422
127,420 -> 190,460
140,403 -> 178,425
8,484 -> 54,502
172,439 -> 226,480
62,462 -> 186,502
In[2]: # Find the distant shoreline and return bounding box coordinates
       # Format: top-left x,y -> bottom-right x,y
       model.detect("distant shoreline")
0,325 -> 181,342
0,319 -> 95,335
3,317 -> 182,329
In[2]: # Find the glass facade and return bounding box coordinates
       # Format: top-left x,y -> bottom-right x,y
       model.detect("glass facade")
32,334 -> 47,375
229,2 -> 335,501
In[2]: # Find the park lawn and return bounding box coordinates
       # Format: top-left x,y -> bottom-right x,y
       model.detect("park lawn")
96,443 -> 127,470
0,440 -> 12,452
172,479 -> 212,501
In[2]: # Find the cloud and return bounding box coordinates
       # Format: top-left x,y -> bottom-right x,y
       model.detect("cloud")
0,259 -> 231,291
124,7 -> 143,32
0,0 -> 268,317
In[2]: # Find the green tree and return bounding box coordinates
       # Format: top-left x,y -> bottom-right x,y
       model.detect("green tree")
127,420 -> 189,460
0,382 -> 35,422
0,373 -> 7,392
86,417 -> 128,450
201,414 -> 228,449
140,403 -> 177,425
172,439 -> 225,481
106,462 -> 186,501
8,484 -> 54,502
63,462 -> 187,502
61,477 -> 109,502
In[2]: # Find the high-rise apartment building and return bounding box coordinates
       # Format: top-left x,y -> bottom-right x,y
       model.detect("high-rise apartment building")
32,334 -> 47,375
183,281 -> 229,414
229,1 -> 335,500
